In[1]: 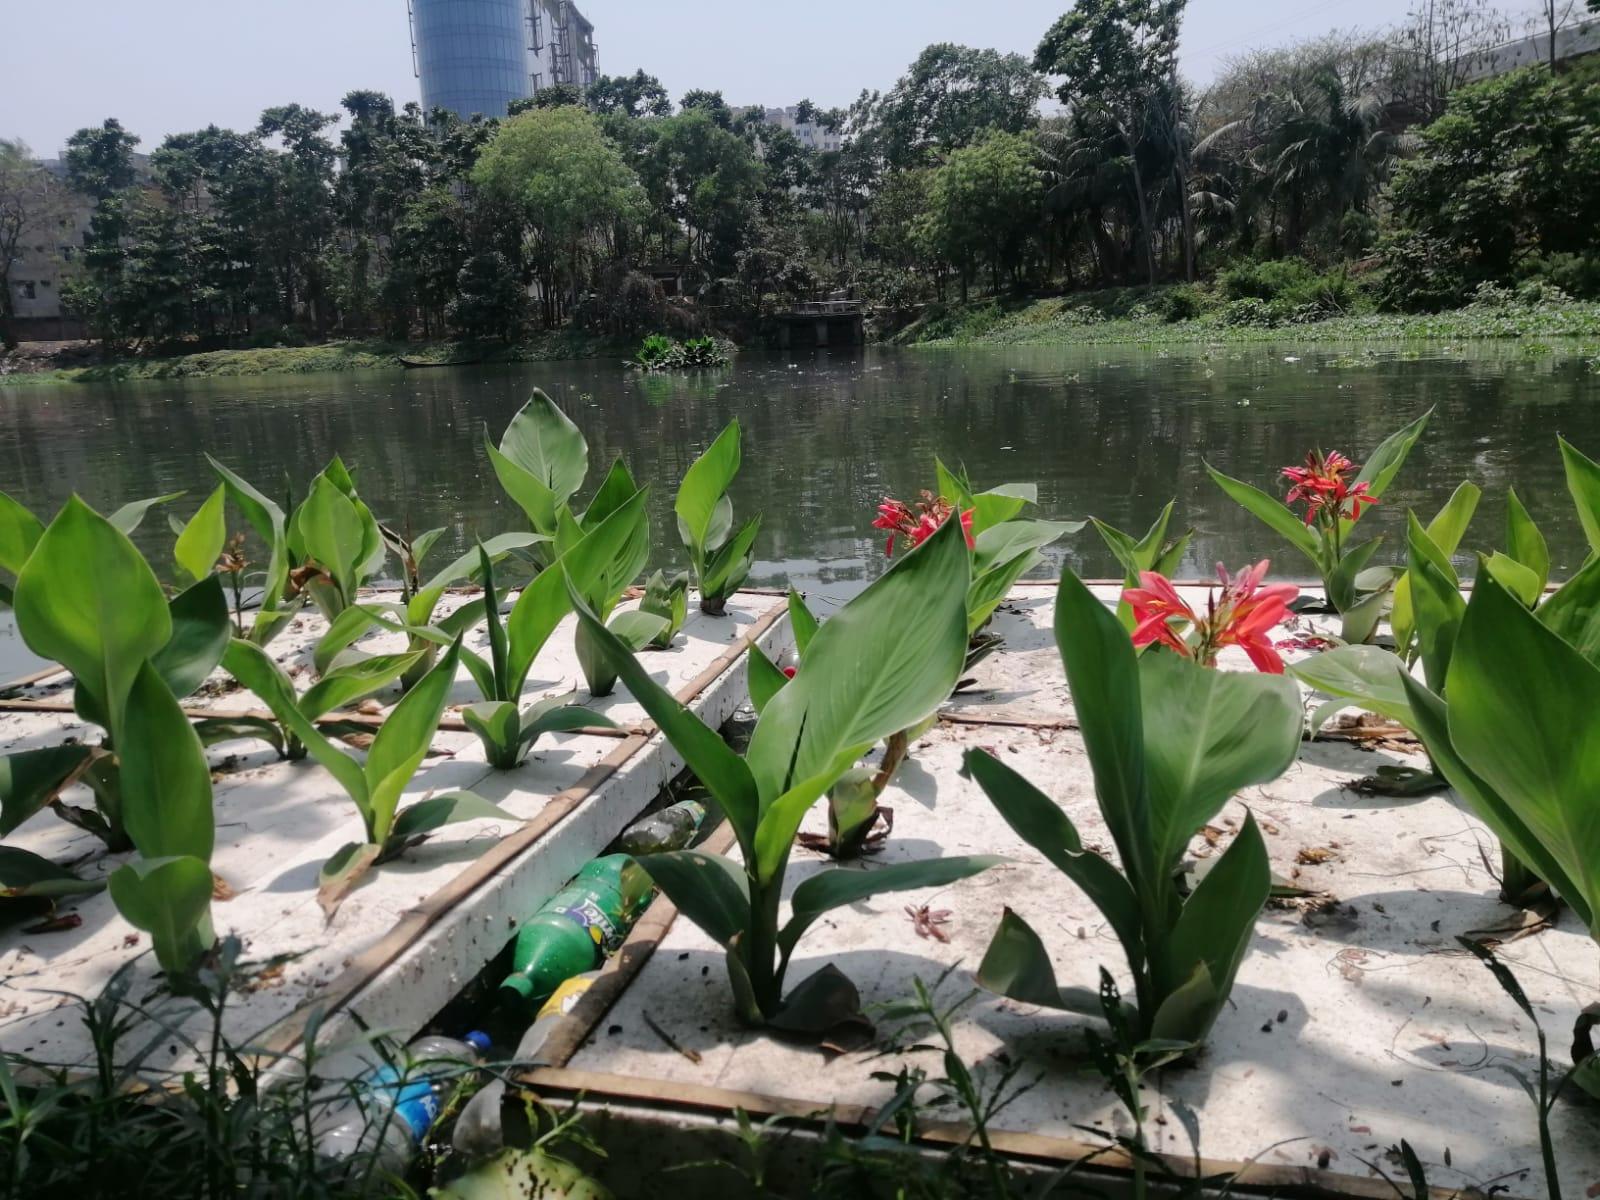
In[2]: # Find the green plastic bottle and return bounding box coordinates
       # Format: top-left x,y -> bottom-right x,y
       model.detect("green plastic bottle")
497,856 -> 654,1014
616,799 -> 707,856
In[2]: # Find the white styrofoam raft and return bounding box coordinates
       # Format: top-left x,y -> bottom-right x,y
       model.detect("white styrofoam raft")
0,591 -> 792,1072
564,591 -> 1600,1197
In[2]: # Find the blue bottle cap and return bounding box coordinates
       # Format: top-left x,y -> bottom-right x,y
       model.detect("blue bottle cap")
464,1030 -> 492,1054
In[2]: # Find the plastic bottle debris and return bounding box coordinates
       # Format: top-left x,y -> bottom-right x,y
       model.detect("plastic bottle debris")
452,972 -> 602,1159
615,798 -> 707,856
315,1031 -> 490,1175
496,856 -> 653,1014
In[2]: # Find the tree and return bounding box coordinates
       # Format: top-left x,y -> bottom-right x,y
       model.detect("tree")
446,251 -> 526,340
1379,67 -> 1600,308
679,89 -> 734,129
918,131 -> 1044,299
1392,0 -> 1511,123
643,110 -> 766,280
0,140 -> 71,349
587,71 -> 671,118
1036,0 -> 1187,284
472,106 -> 643,325
865,44 -> 1047,168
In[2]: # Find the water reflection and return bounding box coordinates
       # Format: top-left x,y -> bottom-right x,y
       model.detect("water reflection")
0,340 -> 1595,675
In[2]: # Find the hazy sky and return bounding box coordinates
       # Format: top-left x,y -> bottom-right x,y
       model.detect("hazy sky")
1,0 -> 1547,157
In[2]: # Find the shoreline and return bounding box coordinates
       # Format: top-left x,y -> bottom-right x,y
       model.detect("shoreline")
0,330 -> 636,388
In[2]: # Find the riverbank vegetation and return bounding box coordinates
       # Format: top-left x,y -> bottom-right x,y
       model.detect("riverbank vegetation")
2,0 -> 1598,371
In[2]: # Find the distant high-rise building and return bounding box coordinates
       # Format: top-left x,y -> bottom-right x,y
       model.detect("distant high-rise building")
737,105 -> 843,153
408,0 -> 598,121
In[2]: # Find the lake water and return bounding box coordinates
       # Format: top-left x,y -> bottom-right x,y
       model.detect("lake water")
1,341 -> 1596,673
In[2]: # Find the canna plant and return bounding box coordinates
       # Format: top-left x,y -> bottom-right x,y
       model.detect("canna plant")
224,635 -> 510,913
571,517 -> 1001,1030
206,454 -> 388,647
638,569 -> 691,649
485,391 -> 589,563
969,567 -> 1302,1046
1091,501 -> 1194,632
0,495 -> 232,855
677,420 -> 760,615
8,498 -> 219,973
460,486 -> 653,764
1208,409 -> 1431,643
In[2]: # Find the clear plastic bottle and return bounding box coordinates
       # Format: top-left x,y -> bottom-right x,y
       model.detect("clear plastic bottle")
615,798 -> 707,856
453,972 -> 601,1160
315,1031 -> 491,1176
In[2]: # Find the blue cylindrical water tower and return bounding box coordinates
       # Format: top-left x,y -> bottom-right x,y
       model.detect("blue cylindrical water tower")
411,0 -> 530,121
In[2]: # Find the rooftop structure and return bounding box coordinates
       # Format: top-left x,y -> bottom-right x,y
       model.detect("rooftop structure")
407,0 -> 598,122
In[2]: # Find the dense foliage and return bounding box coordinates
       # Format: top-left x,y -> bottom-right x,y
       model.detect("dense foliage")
11,0 -> 1599,355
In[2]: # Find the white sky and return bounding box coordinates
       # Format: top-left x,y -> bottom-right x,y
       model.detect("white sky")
1,0 -> 1558,156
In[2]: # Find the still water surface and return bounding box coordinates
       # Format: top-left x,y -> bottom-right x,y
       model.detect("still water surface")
1,341 -> 1596,669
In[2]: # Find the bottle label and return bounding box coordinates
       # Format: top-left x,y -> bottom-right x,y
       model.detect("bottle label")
554,896 -> 622,952
367,1065 -> 441,1142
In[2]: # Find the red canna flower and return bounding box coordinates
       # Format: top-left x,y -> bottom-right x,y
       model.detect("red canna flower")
1281,450 -> 1378,526
871,491 -> 975,557
1123,560 -> 1298,673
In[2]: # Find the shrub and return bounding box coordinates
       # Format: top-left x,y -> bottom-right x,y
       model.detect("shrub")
1216,258 -> 1318,303
1518,253 -> 1600,301
1156,283 -> 1208,323
1218,297 -> 1279,327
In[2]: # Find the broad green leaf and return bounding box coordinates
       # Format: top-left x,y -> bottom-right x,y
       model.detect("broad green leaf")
318,841 -> 383,916
675,421 -> 741,554
563,487 -> 650,615
1351,407 -> 1431,503
1393,482 -> 1480,654
580,458 -> 639,530
480,547 -> 510,699
175,485 -> 228,584
1538,555 -> 1600,666
208,455 -> 291,614
1206,464 -> 1320,564
1399,671 -> 1587,931
314,603 -> 388,676
969,550 -> 1039,635
0,491 -> 43,577
1053,567 -> 1152,892
1338,580 -> 1394,647
777,854 -> 1004,963
223,639 -> 368,807
298,475 -> 365,602
108,492 -> 183,536
1505,487 -> 1549,590
978,907 -> 1085,1012
1325,537 -> 1383,613
965,747 -> 1144,966
463,701 -> 523,767
640,570 -> 689,648
564,579 -> 760,854
700,516 -> 760,599
638,850 -> 750,947
1289,645 -> 1416,727
969,483 -> 1038,535
1139,651 -> 1300,881
747,647 -> 789,715
486,435 -> 560,535
151,575 -> 231,701
503,562 -> 571,699
0,745 -> 94,836
108,855 -> 214,974
193,716 -> 286,756
752,763 -> 854,886
745,515 -> 970,808
934,459 -> 976,513
1446,574 -> 1600,936
119,660 -> 214,861
412,531 -> 545,622
498,391 -> 588,509
1561,437 -> 1600,556
1156,813 -> 1270,1042
363,638 -> 462,843
787,589 -> 818,656
301,651 -> 426,720
972,519 -> 1079,575
1406,514 -> 1465,690
389,792 -> 514,843
1482,552 -> 1544,607
0,845 -> 103,900
14,497 -> 171,734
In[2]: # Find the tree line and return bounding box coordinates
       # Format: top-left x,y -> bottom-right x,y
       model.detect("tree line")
2,0 -> 1598,353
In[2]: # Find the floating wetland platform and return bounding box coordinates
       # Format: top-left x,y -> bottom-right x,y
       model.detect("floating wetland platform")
1,583 -> 1594,1198
514,585 -> 1599,1200
0,589 -> 792,1074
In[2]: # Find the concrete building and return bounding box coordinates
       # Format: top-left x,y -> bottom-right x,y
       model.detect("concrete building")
741,105 -> 843,153
407,0 -> 598,122
1458,14 -> 1600,81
